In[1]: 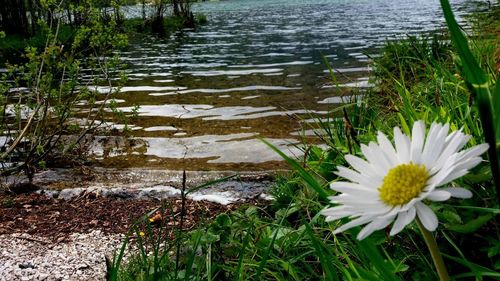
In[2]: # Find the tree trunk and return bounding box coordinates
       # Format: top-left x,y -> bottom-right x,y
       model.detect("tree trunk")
0,0 -> 31,36
172,0 -> 180,17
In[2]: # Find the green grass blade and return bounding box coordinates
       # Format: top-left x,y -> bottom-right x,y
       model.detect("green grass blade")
495,75 -> 500,140
255,204 -> 291,279
439,0 -> 487,84
278,260 -> 301,281
262,138 -> 329,201
305,224 -> 340,281
440,0 -> 500,201
442,232 -> 479,277
444,205 -> 500,214
442,253 -> 499,278
356,237 -> 401,281
235,232 -> 252,281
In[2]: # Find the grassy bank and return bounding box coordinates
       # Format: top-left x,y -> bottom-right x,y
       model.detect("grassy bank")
0,13 -> 208,65
108,2 -> 500,280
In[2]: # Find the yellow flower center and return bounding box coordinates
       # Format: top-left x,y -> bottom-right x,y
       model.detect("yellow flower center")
379,163 -> 428,206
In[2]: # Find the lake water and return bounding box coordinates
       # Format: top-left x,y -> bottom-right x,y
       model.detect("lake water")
87,0 -> 472,171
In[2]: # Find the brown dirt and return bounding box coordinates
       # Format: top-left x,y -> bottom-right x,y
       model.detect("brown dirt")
0,193 -> 243,242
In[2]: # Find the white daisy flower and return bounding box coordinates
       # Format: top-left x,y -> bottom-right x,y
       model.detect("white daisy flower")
321,121 -> 489,240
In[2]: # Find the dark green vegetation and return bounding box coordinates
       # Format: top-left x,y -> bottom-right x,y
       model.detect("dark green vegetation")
0,0 -> 125,63
108,2 -> 500,280
0,1 -> 205,64
0,0 -> 128,180
0,0 -> 206,180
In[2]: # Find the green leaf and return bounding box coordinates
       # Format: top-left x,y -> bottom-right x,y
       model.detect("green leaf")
275,205 -> 300,219
235,232 -> 251,281
262,139 -> 330,201
356,237 -> 401,281
443,253 -> 500,279
442,209 -> 463,224
495,75 -> 500,139
440,0 -> 500,202
279,261 -> 301,281
305,224 -> 340,281
446,213 -> 494,233
271,226 -> 294,241
214,213 -> 232,228
255,204 -> 291,279
354,266 -> 388,281
488,239 -> 500,258
397,113 -> 411,135
447,205 -> 500,214
439,0 -> 488,85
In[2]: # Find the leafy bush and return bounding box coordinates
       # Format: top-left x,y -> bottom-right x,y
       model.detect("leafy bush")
0,0 -> 128,180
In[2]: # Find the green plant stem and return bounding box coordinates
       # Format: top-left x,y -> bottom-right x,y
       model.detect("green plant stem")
439,0 -> 500,203
416,218 -> 450,281
175,170 -> 187,277
477,98 -> 500,203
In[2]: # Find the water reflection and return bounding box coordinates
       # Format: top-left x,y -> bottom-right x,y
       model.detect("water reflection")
86,0 -> 472,170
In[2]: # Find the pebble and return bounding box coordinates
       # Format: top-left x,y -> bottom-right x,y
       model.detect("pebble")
0,231 -> 126,281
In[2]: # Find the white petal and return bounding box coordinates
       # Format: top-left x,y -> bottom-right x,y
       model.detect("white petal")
415,202 -> 438,231
421,122 -> 440,160
368,142 -> 393,172
439,169 -> 468,186
344,155 -> 381,180
458,143 -> 489,160
332,215 -> 375,235
325,215 -> 345,222
389,207 -> 416,235
322,206 -> 353,221
329,181 -> 357,190
329,194 -> 378,206
403,190 -> 433,212
426,190 -> 451,201
377,132 -> 399,166
432,131 -> 470,173
453,157 -> 483,172
458,131 -> 471,148
428,160 -> 456,186
433,151 -> 485,186
422,123 -> 449,167
410,121 -> 426,164
440,187 -> 473,199
394,127 -> 411,163
335,166 -> 373,187
321,205 -> 349,215
357,216 -> 395,240
360,143 -> 391,174
329,182 -> 378,195
355,203 -> 394,215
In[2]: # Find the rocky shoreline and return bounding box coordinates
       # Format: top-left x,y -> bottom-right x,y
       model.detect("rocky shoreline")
3,168 -> 276,203
0,168 -> 274,280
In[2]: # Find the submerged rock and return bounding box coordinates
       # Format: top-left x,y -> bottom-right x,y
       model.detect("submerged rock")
8,182 -> 40,195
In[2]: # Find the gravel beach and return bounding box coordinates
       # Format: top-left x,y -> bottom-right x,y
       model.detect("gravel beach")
0,230 -> 123,281
0,168 -> 270,280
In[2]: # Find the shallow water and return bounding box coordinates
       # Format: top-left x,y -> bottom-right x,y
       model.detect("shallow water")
86,0 -> 472,171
